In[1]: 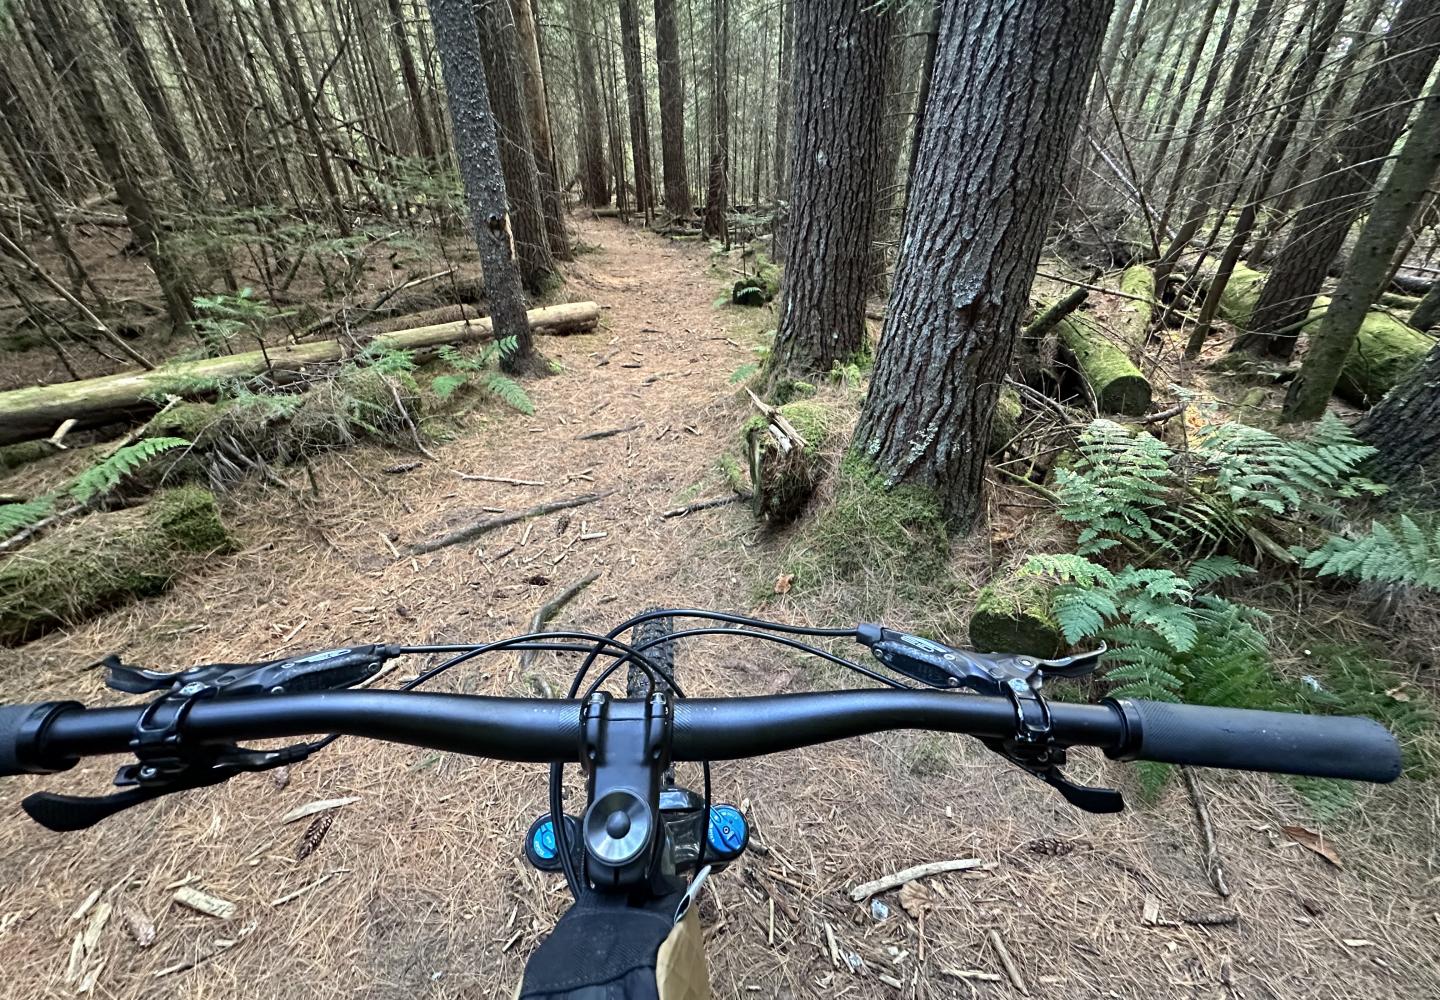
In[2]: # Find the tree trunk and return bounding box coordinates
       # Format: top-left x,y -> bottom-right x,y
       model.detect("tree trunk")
1284,80 -> 1440,422
1247,0 -> 1388,265
29,0 -> 195,339
904,0 -> 941,194
1184,0 -> 1348,358
770,0 -> 891,379
509,0 -> 571,257
0,61 -> 67,195
1141,0 -> 1222,193
852,0 -> 1111,533
267,0 -> 352,238
474,0 -> 557,292
702,0 -> 729,241
387,0 -> 440,160
427,0 -> 542,373
619,0 -> 656,223
772,0 -> 791,203
1156,0 -> 1272,281
654,0 -> 692,217
99,0 -> 203,201
570,0 -> 611,206
1235,0 -> 1440,358
1357,339 -> 1440,501
1411,283 -> 1440,331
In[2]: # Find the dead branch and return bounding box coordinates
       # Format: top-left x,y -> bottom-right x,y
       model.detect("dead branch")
662,494 -> 749,518
517,571 -> 601,672
409,491 -> 614,555
1182,766 -> 1232,898
576,424 -> 639,441
1023,287 -> 1089,342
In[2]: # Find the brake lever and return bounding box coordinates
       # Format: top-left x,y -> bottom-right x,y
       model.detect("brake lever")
103,644 -> 400,699
857,624 -> 1122,814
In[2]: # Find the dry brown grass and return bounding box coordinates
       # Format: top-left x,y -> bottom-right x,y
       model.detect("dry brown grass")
0,221 -> 1436,999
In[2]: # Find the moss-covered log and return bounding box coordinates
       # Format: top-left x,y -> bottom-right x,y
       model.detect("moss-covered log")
1115,265 -> 1155,353
732,258 -> 780,307
1057,314 -> 1152,416
0,302 -> 599,446
743,399 -> 834,523
988,386 -> 1023,454
1215,266 -> 1434,406
0,486 -> 232,645
968,575 -> 1063,658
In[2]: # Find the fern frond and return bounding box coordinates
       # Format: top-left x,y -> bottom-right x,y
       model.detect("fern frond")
430,374 -> 469,400
483,374 -> 535,415
0,499 -> 56,539
68,437 -> 190,504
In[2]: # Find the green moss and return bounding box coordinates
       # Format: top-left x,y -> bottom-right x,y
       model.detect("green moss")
1057,315 -> 1151,415
1119,265 -> 1155,301
744,401 -> 837,522
968,575 -> 1063,658
0,487 -> 232,645
1336,303 -> 1435,407
770,379 -> 816,405
718,453 -> 749,495
988,387 -> 1023,454
0,440 -> 55,475
141,401 -> 229,444
1215,265 -> 1268,329
782,454 -> 948,589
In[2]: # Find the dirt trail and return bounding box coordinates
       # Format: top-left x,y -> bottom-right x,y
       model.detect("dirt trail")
2,220 -> 1437,999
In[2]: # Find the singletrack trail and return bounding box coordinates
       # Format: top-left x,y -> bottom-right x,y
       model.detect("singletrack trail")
0,220 -> 1435,1000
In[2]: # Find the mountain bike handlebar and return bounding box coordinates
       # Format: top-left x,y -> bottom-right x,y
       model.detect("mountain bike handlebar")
0,689 -> 1403,782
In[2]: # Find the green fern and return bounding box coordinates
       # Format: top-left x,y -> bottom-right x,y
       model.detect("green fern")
730,362 -> 759,384
0,499 -> 55,539
429,374 -> 469,401
1300,514 -> 1440,591
484,374 -> 534,414
68,437 -> 191,504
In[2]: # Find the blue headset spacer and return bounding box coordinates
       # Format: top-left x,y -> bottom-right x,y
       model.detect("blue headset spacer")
531,818 -> 558,861
706,804 -> 748,858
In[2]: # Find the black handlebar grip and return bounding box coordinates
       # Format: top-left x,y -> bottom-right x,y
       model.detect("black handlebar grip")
0,702 -> 82,777
1114,700 -> 1402,782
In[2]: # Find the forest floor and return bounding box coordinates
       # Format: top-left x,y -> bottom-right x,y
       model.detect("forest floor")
1,219 -> 1437,999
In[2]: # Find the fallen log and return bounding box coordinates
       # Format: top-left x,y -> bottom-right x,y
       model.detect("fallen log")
1056,314 -> 1152,416
1215,266 -> 1433,406
968,574 -> 1063,659
0,302 -> 601,446
1115,265 -> 1155,355
0,486 -> 231,645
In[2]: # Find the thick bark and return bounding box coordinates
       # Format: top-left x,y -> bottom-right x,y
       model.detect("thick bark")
387,0 -> 440,160
570,0 -> 610,206
29,0 -> 195,338
702,0 -> 729,240
852,0 -> 1112,532
510,0 -> 571,257
654,0 -> 692,217
770,0 -> 891,378
1236,0 -> 1440,358
619,0 -> 656,222
99,0 -> 202,200
904,0 -> 941,193
427,0 -> 541,372
1357,340 -> 1440,500
1284,81 -> 1440,422
474,0 -> 557,292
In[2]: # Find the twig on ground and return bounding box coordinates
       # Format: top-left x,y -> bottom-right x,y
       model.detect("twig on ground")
987,929 -> 1029,995
390,382 -> 437,461
848,858 -> 983,901
410,491 -> 614,554
576,424 -> 639,441
1139,403 -> 1187,425
518,571 -> 601,672
662,494 -> 750,518
383,461 -> 421,474
454,471 -> 546,486
1182,766 -> 1232,898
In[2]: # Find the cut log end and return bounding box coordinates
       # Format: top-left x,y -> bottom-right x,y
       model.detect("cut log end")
1057,315 -> 1152,417
968,576 -> 1063,659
